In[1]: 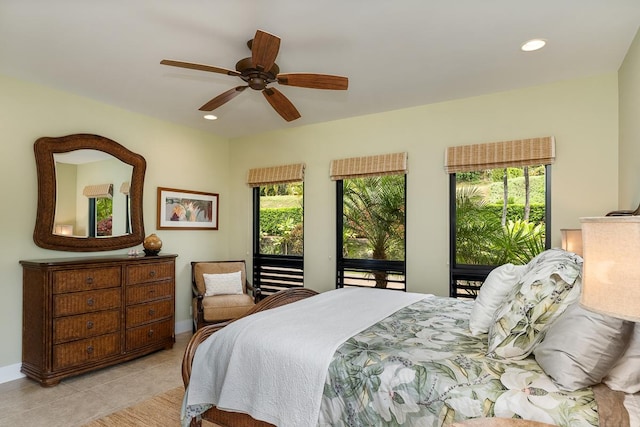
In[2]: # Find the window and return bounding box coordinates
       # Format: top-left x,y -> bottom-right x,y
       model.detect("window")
447,137 -> 554,298
83,183 -> 113,238
249,164 -> 305,298
95,197 -> 113,236
332,153 -> 407,290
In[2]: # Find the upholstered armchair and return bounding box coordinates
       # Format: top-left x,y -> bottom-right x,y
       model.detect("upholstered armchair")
191,260 -> 261,331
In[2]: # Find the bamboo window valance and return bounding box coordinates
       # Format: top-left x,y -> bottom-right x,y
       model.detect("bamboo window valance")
330,152 -> 408,180
247,163 -> 305,187
82,183 -> 113,198
120,181 -> 130,196
444,136 -> 555,174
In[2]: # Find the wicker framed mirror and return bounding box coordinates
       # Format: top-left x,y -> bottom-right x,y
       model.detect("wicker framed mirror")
33,133 -> 146,251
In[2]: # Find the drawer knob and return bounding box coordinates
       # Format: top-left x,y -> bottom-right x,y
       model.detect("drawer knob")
87,345 -> 94,354
86,321 -> 94,329
148,309 -> 156,316
87,298 -> 94,306
86,277 -> 94,285
147,330 -> 154,338
149,270 -> 156,277
149,289 -> 156,294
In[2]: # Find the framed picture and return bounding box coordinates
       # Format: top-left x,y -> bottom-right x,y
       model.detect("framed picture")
157,187 -> 219,230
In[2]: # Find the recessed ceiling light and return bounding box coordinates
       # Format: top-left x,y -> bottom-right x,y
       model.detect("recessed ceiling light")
203,114 -> 218,120
521,39 -> 546,52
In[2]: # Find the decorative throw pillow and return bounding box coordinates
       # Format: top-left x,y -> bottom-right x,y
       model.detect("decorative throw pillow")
603,325 -> 640,393
487,249 -> 583,360
203,271 -> 243,296
469,263 -> 527,336
533,302 -> 634,391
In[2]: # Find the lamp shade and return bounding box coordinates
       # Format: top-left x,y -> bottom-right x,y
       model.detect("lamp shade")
560,228 -> 583,256
580,216 -> 640,322
54,224 -> 73,236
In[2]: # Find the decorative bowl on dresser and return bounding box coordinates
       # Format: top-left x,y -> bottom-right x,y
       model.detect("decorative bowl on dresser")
20,253 -> 177,386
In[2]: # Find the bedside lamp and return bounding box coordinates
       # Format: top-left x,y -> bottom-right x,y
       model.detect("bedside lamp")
580,216 -> 640,321
560,228 -> 583,257
54,224 -> 73,236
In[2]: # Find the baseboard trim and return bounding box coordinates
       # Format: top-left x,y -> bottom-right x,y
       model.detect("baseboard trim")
0,363 -> 25,385
175,318 -> 192,334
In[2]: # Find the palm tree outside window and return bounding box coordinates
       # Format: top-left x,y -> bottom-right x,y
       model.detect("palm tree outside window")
332,152 -> 408,290
446,137 -> 554,298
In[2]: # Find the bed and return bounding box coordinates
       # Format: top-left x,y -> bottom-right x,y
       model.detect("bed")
180,249 -> 639,427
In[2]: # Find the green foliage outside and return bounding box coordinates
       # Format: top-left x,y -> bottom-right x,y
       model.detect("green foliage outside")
455,166 -> 546,266
342,175 -> 406,288
96,197 -> 112,236
483,204 -> 545,223
260,207 -> 303,235
259,185 -> 303,256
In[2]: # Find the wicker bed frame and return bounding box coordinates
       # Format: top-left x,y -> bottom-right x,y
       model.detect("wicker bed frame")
181,288 -> 629,427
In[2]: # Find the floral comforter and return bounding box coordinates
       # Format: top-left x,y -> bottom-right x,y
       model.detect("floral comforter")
318,296 -> 598,427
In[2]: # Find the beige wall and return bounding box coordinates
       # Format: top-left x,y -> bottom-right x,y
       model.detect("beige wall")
0,74 -> 231,369
619,28 -> 640,209
228,74 -> 620,296
0,66 -> 625,376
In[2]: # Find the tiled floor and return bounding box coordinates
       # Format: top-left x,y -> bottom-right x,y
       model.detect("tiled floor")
0,331 -> 191,427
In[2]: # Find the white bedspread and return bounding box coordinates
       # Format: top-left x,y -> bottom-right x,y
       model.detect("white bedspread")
186,287 -> 426,427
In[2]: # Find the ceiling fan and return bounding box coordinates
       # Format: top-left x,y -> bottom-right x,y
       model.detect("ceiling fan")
161,29 -> 349,122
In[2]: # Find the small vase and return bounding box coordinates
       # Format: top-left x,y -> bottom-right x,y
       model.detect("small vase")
143,233 -> 162,256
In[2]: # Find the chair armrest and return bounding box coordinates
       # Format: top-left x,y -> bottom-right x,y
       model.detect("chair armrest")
246,281 -> 261,303
192,283 -> 203,300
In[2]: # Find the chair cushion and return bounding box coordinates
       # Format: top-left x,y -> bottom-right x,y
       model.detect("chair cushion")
194,261 -> 247,295
200,293 -> 255,322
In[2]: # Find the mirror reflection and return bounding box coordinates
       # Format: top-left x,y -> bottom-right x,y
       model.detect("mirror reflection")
54,150 -> 133,238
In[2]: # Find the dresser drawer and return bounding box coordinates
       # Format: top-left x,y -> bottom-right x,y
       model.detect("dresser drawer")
126,282 -> 173,305
126,319 -> 173,351
53,288 -> 121,317
53,267 -> 120,293
127,262 -> 174,285
53,310 -> 120,344
126,300 -> 173,328
53,333 -> 120,370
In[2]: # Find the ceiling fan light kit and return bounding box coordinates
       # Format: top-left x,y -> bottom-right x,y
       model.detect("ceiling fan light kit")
161,29 -> 348,122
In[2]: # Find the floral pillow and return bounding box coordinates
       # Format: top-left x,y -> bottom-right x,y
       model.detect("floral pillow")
487,249 -> 583,360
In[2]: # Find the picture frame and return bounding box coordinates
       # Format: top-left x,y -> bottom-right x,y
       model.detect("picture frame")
157,187 -> 219,230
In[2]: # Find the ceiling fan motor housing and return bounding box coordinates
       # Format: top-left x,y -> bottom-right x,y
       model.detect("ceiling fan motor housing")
235,57 -> 279,90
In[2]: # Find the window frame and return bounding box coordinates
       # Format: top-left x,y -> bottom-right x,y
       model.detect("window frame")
448,165 -> 551,298
335,175 -> 407,290
252,185 -> 304,298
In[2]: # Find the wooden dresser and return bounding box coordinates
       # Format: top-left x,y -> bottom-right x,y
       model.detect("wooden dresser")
20,254 -> 177,386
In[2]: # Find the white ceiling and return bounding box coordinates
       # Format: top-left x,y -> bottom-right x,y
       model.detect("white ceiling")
1,1 -> 638,139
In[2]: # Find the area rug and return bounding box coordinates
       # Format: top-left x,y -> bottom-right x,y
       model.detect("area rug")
83,386 -> 184,427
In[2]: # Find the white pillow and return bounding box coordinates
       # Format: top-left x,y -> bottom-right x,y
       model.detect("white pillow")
469,263 -> 526,336
203,271 -> 243,296
603,325 -> 640,394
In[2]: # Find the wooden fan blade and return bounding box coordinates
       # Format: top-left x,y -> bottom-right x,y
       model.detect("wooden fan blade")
263,88 -> 301,122
251,30 -> 280,72
199,86 -> 247,111
277,73 -> 349,90
161,59 -> 241,76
